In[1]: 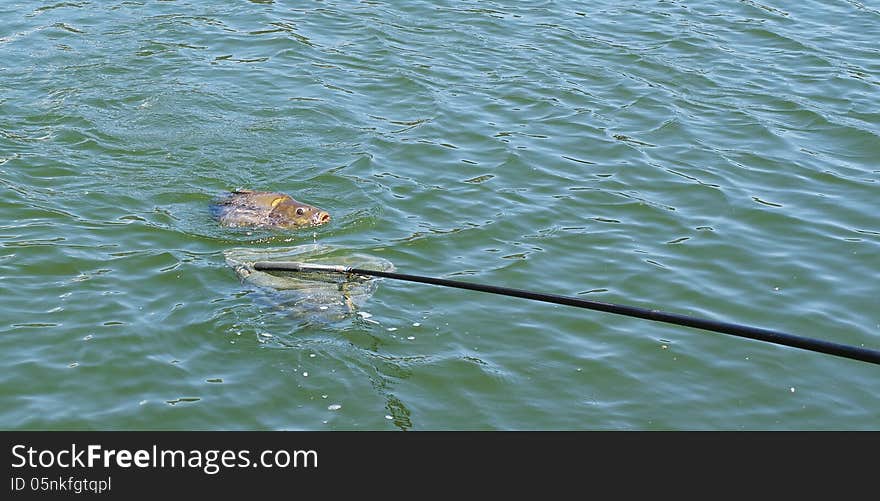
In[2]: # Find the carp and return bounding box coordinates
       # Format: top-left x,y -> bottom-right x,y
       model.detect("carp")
213,190 -> 330,229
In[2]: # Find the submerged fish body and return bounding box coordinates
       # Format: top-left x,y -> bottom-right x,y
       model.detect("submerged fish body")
213,189 -> 331,229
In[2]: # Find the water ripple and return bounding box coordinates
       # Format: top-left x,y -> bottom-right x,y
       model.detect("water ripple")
1,0 -> 878,430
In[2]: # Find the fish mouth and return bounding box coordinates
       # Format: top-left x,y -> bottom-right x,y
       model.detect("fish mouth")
312,211 -> 331,225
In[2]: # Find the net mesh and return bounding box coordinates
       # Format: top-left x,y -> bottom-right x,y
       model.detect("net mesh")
224,244 -> 394,320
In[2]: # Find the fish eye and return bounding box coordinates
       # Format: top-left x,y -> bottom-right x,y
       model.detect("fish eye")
295,207 -> 305,216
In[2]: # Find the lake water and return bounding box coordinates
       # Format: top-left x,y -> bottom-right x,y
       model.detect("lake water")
1,0 -> 878,430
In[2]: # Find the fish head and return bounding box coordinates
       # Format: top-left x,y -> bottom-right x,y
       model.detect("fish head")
270,196 -> 331,228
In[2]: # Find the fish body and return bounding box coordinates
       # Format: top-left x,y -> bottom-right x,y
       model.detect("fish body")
213,190 -> 330,229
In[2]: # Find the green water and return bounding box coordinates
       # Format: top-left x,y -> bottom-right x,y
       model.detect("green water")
1,1 -> 878,430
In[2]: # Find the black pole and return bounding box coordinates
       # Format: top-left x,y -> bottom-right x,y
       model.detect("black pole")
253,261 -> 880,366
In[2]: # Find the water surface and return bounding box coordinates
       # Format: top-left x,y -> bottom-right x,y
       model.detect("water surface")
1,0 -> 878,430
